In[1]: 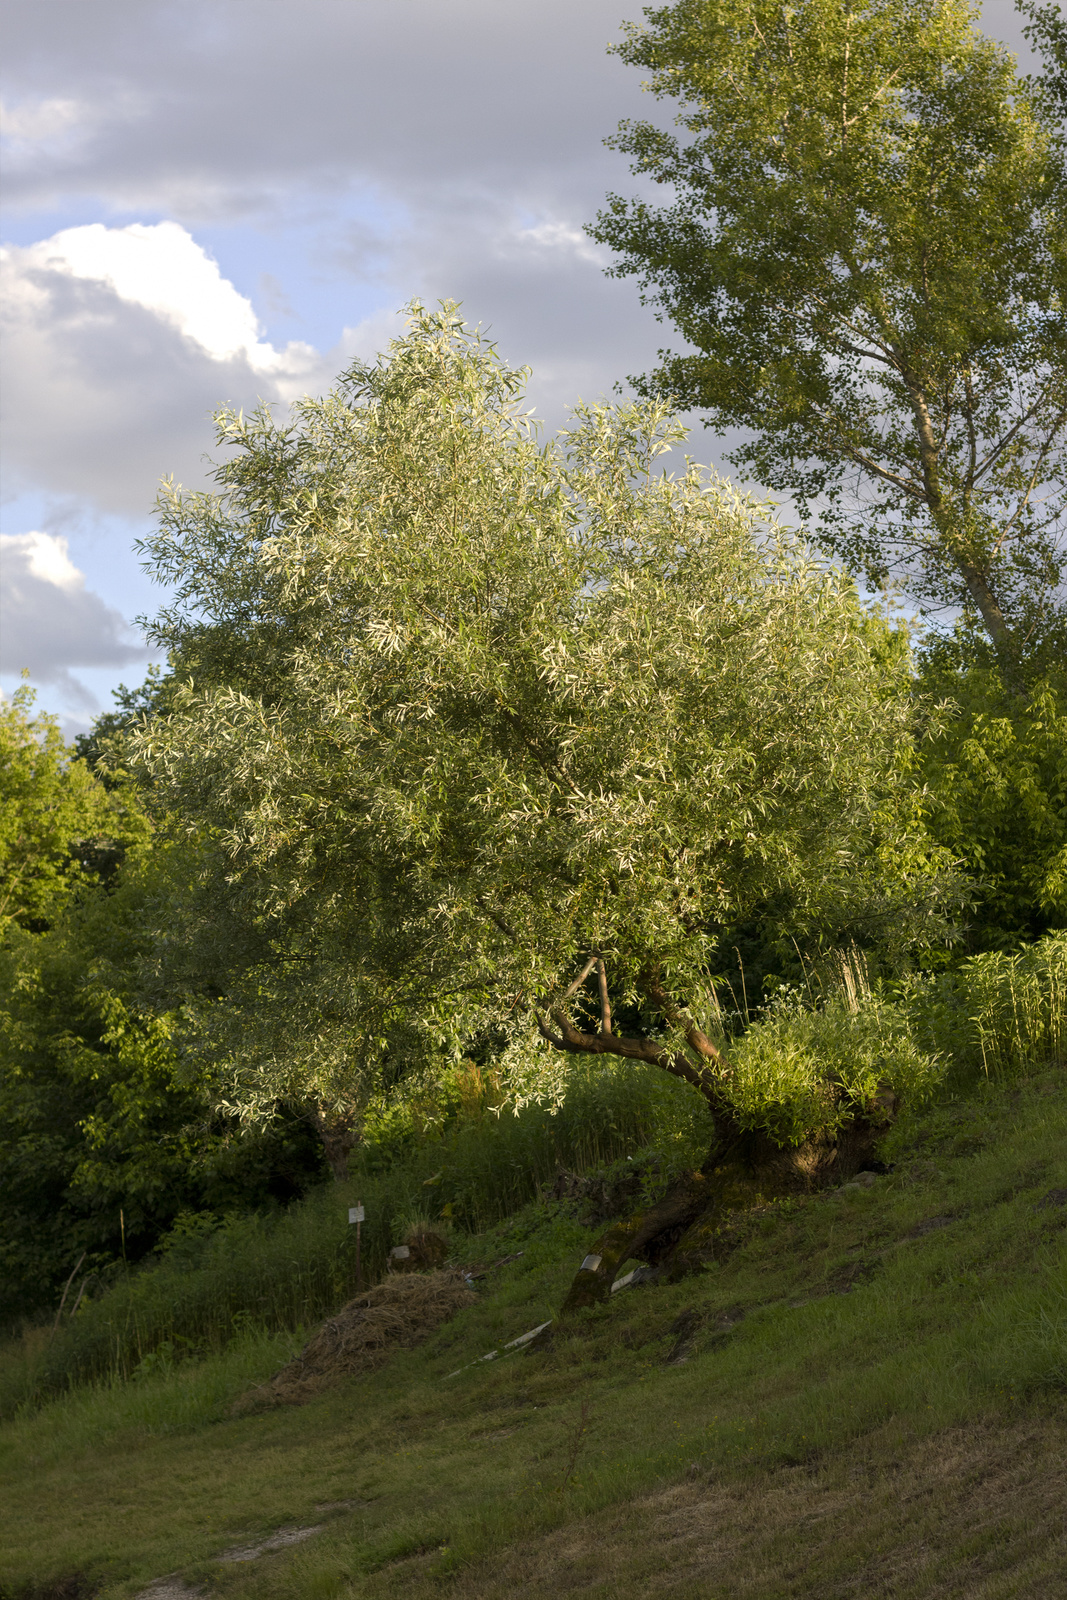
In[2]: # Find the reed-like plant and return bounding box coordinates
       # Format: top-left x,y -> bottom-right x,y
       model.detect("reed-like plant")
963,934 -> 1067,1078
905,931 -> 1066,1082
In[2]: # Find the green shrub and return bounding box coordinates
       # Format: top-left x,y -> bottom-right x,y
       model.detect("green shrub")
726,992 -> 945,1146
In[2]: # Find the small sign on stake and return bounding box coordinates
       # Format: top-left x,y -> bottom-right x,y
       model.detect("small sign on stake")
349,1202 -> 365,1292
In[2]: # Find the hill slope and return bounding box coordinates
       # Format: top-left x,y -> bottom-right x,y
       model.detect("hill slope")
1,1067 -> 1065,1600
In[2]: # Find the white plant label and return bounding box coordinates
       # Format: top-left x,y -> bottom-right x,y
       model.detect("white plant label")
349,1205 -> 365,1224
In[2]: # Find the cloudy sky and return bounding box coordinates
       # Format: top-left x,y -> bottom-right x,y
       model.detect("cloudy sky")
0,0 -> 1036,734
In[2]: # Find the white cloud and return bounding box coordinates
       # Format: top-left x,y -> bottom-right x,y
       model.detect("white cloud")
14,529 -> 83,590
15,221 -> 316,372
1,531 -> 148,711
0,95 -> 84,143
513,220 -> 605,266
0,223 -> 339,514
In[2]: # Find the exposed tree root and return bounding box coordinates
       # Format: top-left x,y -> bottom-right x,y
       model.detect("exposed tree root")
558,1110 -> 896,1313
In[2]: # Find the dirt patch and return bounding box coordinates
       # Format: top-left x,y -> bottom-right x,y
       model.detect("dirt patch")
907,1214 -> 955,1238
237,1271 -> 477,1408
545,1159 -> 657,1226
219,1524 -> 323,1561
131,1584 -> 203,1600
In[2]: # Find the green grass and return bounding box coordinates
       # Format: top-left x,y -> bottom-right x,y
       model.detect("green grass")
2,1064 -> 1064,1599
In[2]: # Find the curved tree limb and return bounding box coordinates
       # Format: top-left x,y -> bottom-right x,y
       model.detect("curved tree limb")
535,955 -> 733,1117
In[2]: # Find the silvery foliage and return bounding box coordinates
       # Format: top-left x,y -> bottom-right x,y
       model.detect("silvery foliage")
136,304 -> 957,1121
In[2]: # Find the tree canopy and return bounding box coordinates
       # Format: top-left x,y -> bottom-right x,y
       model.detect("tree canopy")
134,305 -> 957,1139
590,0 -> 1067,676
0,682 -> 144,933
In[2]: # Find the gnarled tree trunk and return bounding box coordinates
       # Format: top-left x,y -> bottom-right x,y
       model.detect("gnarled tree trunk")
559,1169 -> 716,1313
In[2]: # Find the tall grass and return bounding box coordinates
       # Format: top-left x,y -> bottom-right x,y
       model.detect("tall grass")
356,1057 -> 709,1234
905,931 -> 1067,1082
9,1060 -> 705,1408
964,934 -> 1067,1077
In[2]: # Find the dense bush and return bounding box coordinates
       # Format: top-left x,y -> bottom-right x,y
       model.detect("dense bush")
726,993 -> 944,1147
0,856 -> 327,1332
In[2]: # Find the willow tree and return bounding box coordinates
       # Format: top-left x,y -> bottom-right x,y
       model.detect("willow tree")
135,304 -> 955,1169
590,0 -> 1067,679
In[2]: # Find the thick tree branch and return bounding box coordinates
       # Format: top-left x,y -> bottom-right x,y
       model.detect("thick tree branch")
596,957 -> 613,1036
640,971 -> 731,1070
534,956 -> 732,1114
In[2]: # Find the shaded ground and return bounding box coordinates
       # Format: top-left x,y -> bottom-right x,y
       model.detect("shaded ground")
368,1415 -> 1067,1599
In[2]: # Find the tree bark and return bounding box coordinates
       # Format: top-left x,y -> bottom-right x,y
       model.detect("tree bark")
309,1106 -> 357,1182
559,1170 -> 714,1313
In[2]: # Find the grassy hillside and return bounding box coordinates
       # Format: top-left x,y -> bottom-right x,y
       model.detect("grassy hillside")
1,1063 -> 1064,1600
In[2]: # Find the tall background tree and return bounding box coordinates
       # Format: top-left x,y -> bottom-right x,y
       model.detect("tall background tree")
590,0 -> 1067,678
1019,0 -> 1067,127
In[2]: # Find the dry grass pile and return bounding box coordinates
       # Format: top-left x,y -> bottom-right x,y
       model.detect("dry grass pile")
240,1270 -> 476,1408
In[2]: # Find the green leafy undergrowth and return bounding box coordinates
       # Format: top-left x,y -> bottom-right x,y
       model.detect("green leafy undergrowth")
904,930 -> 1066,1086
726,990 -> 943,1145
1,1065 -> 1063,1598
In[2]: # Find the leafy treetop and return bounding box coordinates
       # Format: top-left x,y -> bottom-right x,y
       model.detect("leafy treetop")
135,304 -> 958,1132
590,0 -> 1067,678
